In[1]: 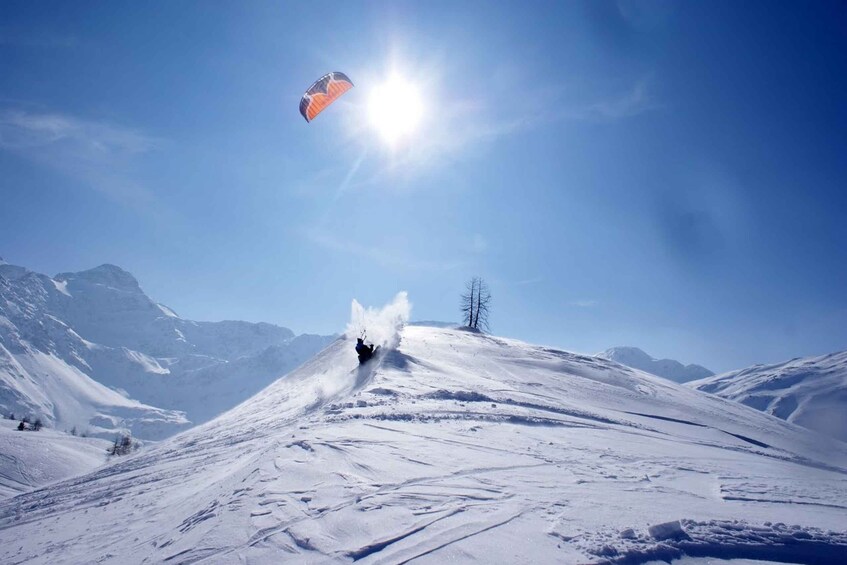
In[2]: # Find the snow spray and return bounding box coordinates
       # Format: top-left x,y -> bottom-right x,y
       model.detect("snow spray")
346,292 -> 411,351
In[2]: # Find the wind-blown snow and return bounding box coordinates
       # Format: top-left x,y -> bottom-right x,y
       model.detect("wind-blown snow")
156,303 -> 178,318
0,325 -> 844,564
50,279 -> 70,297
689,350 -> 847,443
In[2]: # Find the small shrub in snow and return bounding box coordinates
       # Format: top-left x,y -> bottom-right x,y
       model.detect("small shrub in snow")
33,418 -> 43,431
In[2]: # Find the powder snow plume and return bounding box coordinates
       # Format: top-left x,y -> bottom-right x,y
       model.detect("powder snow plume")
346,292 -> 411,351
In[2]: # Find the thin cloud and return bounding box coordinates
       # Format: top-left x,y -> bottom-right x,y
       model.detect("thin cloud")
0,108 -> 164,213
585,80 -> 655,120
514,277 -> 543,286
0,110 -> 159,153
491,276 -> 543,288
553,79 -> 659,123
402,78 -> 658,167
569,299 -> 599,308
305,228 -> 462,272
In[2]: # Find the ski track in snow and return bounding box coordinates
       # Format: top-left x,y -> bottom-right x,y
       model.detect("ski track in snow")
0,326 -> 845,564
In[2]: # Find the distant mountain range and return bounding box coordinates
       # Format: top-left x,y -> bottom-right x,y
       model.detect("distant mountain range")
688,351 -> 847,443
597,346 -> 714,383
0,258 -> 335,440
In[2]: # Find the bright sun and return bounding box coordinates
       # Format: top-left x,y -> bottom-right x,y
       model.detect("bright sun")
368,75 -> 424,146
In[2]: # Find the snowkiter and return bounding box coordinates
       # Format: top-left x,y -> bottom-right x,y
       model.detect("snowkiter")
356,337 -> 375,365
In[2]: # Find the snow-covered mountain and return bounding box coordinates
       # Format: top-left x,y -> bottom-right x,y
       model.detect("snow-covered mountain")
1,325 -> 844,564
0,260 -> 335,439
598,346 -> 713,383
0,265 -> 190,440
688,350 -> 847,443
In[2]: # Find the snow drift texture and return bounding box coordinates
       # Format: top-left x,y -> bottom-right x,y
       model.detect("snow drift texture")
1,325 -> 844,564
0,260 -> 335,439
0,418 -> 110,499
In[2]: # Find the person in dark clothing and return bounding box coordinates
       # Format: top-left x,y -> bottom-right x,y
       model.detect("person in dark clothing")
355,337 -> 375,364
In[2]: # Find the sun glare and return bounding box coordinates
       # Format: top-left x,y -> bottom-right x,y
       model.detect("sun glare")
367,75 -> 424,146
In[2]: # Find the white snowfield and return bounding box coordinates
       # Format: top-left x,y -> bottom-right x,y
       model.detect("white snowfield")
0,326 -> 845,564
688,351 -> 847,443
0,419 -> 110,499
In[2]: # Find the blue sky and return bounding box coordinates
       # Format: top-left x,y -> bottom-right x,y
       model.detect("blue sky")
1,1 -> 845,372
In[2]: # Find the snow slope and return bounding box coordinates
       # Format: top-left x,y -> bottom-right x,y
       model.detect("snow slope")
0,325 -> 844,564
0,261 -> 335,436
0,419 -> 110,499
598,346 -> 713,383
688,351 -> 847,443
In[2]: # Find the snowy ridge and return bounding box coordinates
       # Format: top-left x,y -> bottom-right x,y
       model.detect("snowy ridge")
688,350 -> 847,443
0,261 -> 335,438
0,325 -> 844,563
598,346 -> 713,383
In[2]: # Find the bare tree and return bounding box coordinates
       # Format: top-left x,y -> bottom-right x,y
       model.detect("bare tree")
475,278 -> 491,332
460,277 -> 492,331
460,278 -> 476,328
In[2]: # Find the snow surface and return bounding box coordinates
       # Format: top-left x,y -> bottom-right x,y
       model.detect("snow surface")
0,325 -> 844,564
598,346 -> 714,383
688,351 -> 847,443
0,419 -> 110,499
0,261 -> 335,437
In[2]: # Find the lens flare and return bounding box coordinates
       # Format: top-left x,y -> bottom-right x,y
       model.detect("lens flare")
367,75 -> 424,146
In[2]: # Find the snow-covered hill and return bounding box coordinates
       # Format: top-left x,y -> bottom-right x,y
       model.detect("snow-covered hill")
1,325 -> 844,564
0,418 -> 111,499
689,350 -> 847,443
598,346 -> 713,383
0,261 -> 335,438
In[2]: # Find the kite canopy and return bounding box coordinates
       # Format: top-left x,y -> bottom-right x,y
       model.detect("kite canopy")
299,72 -> 354,122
